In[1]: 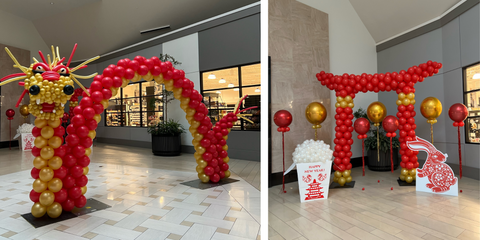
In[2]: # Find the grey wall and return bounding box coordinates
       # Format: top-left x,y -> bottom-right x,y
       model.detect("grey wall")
377,4 -> 480,178
199,13 -> 261,71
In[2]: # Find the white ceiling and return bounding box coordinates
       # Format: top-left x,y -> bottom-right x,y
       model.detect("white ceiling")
0,0 -> 257,61
349,0 -> 462,44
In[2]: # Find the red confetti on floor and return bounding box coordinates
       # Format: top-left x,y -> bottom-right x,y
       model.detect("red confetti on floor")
378,180 -> 380,183
460,190 -> 463,193
391,187 -> 393,190
362,188 -> 365,191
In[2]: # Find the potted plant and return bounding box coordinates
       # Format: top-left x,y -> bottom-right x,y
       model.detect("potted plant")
354,108 -> 400,171
146,54 -> 185,156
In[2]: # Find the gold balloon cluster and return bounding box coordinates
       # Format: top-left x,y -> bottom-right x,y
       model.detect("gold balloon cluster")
24,74 -> 74,120
335,96 -> 354,109
396,92 -> 416,106
420,97 -> 442,124
399,167 -> 416,183
305,102 -> 327,129
333,170 -> 352,186
69,101 -> 78,108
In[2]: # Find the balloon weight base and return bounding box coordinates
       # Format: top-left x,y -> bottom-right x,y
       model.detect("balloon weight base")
21,198 -> 111,228
397,178 -> 416,186
329,181 -> 355,189
180,178 -> 239,190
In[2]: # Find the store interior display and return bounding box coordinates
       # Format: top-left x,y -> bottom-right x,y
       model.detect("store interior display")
464,63 -> 480,143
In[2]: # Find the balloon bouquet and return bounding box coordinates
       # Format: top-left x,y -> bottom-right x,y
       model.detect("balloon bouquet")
273,110 -> 292,193
0,44 -> 252,218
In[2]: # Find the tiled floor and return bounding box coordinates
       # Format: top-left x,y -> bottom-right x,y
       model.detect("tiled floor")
0,144 -> 260,240
269,167 -> 480,240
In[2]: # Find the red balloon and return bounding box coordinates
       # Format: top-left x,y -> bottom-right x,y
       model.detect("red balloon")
448,103 -> 468,123
382,115 -> 399,133
30,189 -> 41,202
31,167 -> 40,178
354,118 -> 370,135
204,166 -> 214,176
69,187 -> 82,199
200,139 -> 211,148
71,115 -> 85,127
54,189 -> 68,203
62,198 -> 75,211
220,163 -> 229,171
63,175 -> 76,188
72,145 -> 86,158
203,152 -> 213,161
75,195 -> 87,208
210,173 -> 220,183
76,175 -> 88,187
63,154 -> 77,168
70,165 -> 84,178
209,159 -> 219,168
54,166 -> 67,179
54,126 -> 65,137
5,109 -> 15,119
406,162 -> 414,169
274,110 -> 293,128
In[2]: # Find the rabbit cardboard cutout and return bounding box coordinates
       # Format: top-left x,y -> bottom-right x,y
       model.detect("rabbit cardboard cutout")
406,137 -> 458,196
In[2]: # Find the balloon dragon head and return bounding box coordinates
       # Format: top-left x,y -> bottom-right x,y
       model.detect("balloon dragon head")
0,44 -> 99,120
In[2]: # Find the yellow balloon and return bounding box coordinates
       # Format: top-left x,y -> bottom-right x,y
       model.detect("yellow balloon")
47,178 -> 63,192
334,171 -> 342,178
335,102 -> 341,108
154,74 -> 165,84
88,130 -> 96,139
198,173 -> 209,183
346,176 -> 352,183
193,133 -> 203,142
165,80 -> 174,91
101,100 -> 109,109
398,93 -> 406,100
173,87 -> 182,96
367,101 -> 387,124
400,175 -> 406,181
333,177 -> 338,182
224,170 -> 231,178
35,119 -> 47,128
405,175 -> 413,183
180,97 -> 190,105
407,93 -> 415,100
192,140 -> 200,147
39,190 -> 55,206
189,126 -> 197,135
33,179 -> 48,193
411,99 -> 416,105
336,97 -> 344,102
48,136 -> 62,149
396,100 -> 402,106
33,156 -> 48,169
338,177 -> 346,186
223,156 -> 230,163
305,102 -> 327,125
93,114 -> 102,123
180,102 -> 189,110
347,103 -> 355,108
19,104 -> 29,117
40,146 -> 54,160
401,168 -> 409,176
186,108 -> 196,117
340,101 -> 348,108
196,146 -> 206,154
48,156 -> 63,170
47,202 -> 62,218
81,186 -> 87,195
420,97 -> 442,122
194,152 -> 202,160
191,120 -> 201,128
409,169 -> 416,176
197,159 -> 208,168
345,96 -> 353,103
111,87 -> 118,97
222,145 -> 228,151
343,170 -> 350,177
34,136 -> 47,148
47,119 -> 61,128
39,167 -> 54,182
83,167 -> 89,175
85,147 -> 92,156
402,98 -> 411,106
31,202 -> 47,218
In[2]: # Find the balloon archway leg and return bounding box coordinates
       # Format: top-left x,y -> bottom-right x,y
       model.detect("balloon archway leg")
332,97 -> 354,186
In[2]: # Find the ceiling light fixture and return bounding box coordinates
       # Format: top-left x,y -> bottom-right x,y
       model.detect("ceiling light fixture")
140,25 -> 171,34
216,91 -> 221,94
208,73 -> 216,79
228,83 -> 234,88
234,88 -> 239,91
50,2 -> 54,4
255,88 -> 260,93
219,78 -> 226,83
473,73 -> 480,79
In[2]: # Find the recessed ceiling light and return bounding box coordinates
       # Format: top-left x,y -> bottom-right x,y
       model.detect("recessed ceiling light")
228,83 -> 234,88
473,73 -> 480,79
208,73 -> 216,79
219,78 -> 226,83
233,88 -> 239,91
50,2 -> 54,4
255,88 -> 260,93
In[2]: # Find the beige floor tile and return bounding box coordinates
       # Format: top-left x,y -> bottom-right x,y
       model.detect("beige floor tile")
1,231 -> 17,238
133,226 -> 148,232
81,232 -> 98,239
168,233 -> 183,240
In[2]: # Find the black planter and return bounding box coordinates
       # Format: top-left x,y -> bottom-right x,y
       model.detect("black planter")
151,134 -> 181,156
367,148 -> 399,171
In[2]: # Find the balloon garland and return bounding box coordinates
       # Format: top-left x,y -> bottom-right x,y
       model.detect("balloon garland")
0,44 -> 251,218
317,61 -> 443,183
448,103 -> 468,179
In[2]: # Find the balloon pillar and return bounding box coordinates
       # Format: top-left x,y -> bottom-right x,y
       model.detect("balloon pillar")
383,116 -> 399,173
6,109 -> 15,150
273,110 -> 292,193
317,61 -> 443,183
448,103 -> 468,179
0,45 -> 249,218
353,118 -> 369,176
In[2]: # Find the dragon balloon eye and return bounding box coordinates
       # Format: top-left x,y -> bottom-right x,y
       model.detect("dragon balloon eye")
29,85 -> 40,95
36,66 -> 44,71
58,68 -> 67,74
63,85 -> 74,95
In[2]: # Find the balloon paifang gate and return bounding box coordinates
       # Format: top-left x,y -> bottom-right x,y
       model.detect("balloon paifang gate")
0,44 -> 252,218
316,61 -> 443,185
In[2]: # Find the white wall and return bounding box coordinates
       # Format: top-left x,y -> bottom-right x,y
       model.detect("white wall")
0,9 -> 49,59
297,0 -> 378,158
162,33 -> 200,146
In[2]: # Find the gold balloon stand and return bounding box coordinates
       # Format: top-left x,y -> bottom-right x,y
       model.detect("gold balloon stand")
305,102 -> 327,141
366,102 -> 387,165
420,96 -> 442,144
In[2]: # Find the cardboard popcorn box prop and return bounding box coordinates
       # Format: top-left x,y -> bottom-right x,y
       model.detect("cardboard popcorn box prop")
296,161 -> 332,203
407,136 -> 458,197
20,133 -> 35,151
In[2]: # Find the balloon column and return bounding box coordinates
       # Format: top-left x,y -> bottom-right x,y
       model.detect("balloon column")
420,97 -> 442,144
0,44 -> 248,218
274,110 -> 292,193
305,102 -> 327,140
353,118 -> 370,176
448,103 -> 468,178
6,109 -> 15,150
367,102 -> 387,163
382,116 -> 399,173
317,61 -> 443,182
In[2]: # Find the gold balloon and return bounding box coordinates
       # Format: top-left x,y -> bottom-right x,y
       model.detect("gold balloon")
402,98 -> 411,106
181,97 -> 190,105
81,186 -> 88,195
31,202 -> 47,217
400,175 -> 406,181
83,167 -> 89,175
93,114 -> 102,123
85,147 -> 92,156
35,119 -> 47,128
405,175 -> 414,183
19,104 -> 29,117
165,80 -> 174,91
34,136 -> 47,148
343,170 -> 350,177
400,168 -> 409,176
338,177 -> 346,186
39,167 -> 54,182
420,97 -> 442,122
224,170 -> 231,178
409,169 -> 416,176
186,109 -> 196,117
223,156 -> 230,163
33,179 -> 48,193
345,96 -> 353,102
88,130 -> 96,139
334,171 -> 342,178
407,93 -> 415,100
222,145 -> 228,151
33,156 -> 48,169
173,87 -> 182,96
398,93 -> 406,100
197,159 -> 208,168
39,190 -> 55,206
196,165 -> 204,173
154,74 -> 165,84
396,100 -> 402,106
47,119 -> 61,128
47,178 -> 63,192
367,101 -> 387,124
333,177 -> 338,182
340,101 -> 348,108
346,176 -> 352,183
48,136 -> 62,149
194,152 -> 202,160
191,120 -> 201,128
47,202 -> 62,218
305,102 -> 327,125
198,173 -> 209,183
48,156 -> 62,170
196,146 -> 206,154
40,146 -> 54,160
193,133 -> 203,141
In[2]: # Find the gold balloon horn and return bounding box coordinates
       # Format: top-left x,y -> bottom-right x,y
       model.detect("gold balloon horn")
305,102 -> 327,140
367,101 -> 387,162
420,97 -> 442,144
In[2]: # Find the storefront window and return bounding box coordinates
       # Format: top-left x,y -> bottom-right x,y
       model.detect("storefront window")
464,63 -> 480,143
201,63 -> 261,131
105,81 -> 164,127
